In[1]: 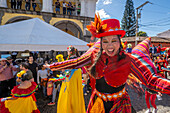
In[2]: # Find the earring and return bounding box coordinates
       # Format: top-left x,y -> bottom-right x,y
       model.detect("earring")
119,50 -> 123,56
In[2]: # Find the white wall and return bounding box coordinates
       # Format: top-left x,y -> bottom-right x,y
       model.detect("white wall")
42,0 -> 53,13
0,0 -> 7,8
80,0 -> 97,18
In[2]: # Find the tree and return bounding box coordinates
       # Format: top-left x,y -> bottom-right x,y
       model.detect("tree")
137,31 -> 148,37
121,0 -> 136,37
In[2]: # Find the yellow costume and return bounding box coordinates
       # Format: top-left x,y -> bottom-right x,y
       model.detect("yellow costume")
57,69 -> 86,113
0,82 -> 39,113
4,97 -> 38,113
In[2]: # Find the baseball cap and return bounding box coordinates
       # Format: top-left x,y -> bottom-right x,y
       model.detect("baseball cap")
0,58 -> 7,61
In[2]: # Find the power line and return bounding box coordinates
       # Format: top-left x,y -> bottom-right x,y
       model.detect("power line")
152,23 -> 170,26
152,3 -> 170,11
142,0 -> 170,10
135,1 -> 151,45
140,22 -> 170,27
141,16 -> 170,25
138,1 -> 170,25
142,9 -> 168,14
134,0 -> 170,35
140,27 -> 164,32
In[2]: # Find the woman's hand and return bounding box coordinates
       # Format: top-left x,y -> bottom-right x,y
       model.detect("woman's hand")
1,98 -> 7,102
43,64 -> 50,69
0,97 -> 15,102
158,92 -> 162,96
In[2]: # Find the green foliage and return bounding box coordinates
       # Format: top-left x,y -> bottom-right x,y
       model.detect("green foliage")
121,0 -> 136,37
137,31 -> 148,37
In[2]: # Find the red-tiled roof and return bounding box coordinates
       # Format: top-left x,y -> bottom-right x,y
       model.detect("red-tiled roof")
122,37 -> 170,43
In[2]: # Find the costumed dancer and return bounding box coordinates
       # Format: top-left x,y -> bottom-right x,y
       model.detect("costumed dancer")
156,44 -> 161,56
56,46 -> 86,113
145,88 -> 162,113
165,48 -> 170,62
156,59 -> 167,78
47,54 -> 64,106
126,43 -> 132,53
0,70 -> 40,113
17,62 -> 34,84
82,66 -> 89,95
44,14 -> 170,113
86,42 -> 96,93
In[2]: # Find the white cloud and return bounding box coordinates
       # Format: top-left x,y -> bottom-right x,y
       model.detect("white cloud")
103,0 -> 112,5
96,9 -> 111,19
96,0 -> 100,4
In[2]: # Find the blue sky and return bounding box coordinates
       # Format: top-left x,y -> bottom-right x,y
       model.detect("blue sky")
96,0 -> 170,36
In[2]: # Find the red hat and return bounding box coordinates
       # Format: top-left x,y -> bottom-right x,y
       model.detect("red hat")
157,59 -> 165,63
0,58 -> 7,61
155,58 -> 165,63
87,13 -> 126,38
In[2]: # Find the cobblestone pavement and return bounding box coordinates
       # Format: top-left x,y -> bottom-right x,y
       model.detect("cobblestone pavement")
131,76 -> 170,113
127,85 -> 170,113
36,82 -> 170,113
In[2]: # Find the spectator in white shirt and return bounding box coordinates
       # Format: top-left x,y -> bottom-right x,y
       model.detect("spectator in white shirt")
62,1 -> 67,15
37,65 -> 48,96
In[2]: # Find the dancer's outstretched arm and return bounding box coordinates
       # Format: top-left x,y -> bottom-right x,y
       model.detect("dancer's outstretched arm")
130,38 -> 170,95
45,40 -> 100,71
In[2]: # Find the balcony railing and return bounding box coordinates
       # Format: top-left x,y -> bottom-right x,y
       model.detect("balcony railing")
8,1 -> 81,16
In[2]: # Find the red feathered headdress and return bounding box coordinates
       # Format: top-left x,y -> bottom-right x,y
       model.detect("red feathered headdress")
86,13 -> 126,39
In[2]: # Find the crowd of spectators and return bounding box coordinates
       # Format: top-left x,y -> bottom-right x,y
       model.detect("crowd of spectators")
0,42 -> 169,109
10,0 -> 81,16
149,44 -> 170,79
0,57 -> 17,98
0,51 -> 88,106
10,0 -> 37,11
125,43 -> 170,79
54,0 -> 81,16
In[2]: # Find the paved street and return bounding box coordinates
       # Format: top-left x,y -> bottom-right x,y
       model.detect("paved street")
128,85 -> 170,113
36,83 -> 170,113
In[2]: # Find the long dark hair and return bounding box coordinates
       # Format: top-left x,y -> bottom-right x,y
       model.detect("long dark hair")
90,35 -> 126,77
21,70 -> 33,82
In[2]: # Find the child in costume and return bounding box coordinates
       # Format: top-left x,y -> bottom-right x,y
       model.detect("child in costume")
0,70 -> 40,113
82,67 -> 89,95
126,43 -> 132,53
156,59 -> 167,78
47,54 -> 64,106
56,46 -> 86,113
145,88 -> 162,113
44,14 -> 170,113
17,62 -> 34,84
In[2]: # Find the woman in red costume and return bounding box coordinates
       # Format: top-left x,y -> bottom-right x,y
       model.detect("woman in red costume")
145,87 -> 162,113
0,70 -> 40,113
44,14 -> 170,113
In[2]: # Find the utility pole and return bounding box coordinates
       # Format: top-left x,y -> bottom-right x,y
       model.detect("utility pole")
135,1 -> 151,46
